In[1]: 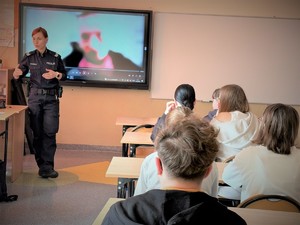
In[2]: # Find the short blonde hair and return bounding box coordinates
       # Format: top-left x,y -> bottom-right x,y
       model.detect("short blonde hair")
165,106 -> 193,127
155,115 -> 219,179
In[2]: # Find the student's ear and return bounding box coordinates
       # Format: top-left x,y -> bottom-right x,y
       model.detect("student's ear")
204,164 -> 213,178
155,157 -> 163,175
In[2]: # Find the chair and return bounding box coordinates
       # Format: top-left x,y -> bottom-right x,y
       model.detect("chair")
130,124 -> 154,132
237,194 -> 300,212
223,155 -> 235,163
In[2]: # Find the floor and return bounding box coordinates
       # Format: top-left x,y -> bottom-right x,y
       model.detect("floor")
1,148 -> 122,225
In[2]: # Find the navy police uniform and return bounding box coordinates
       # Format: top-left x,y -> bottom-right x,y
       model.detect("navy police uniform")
18,49 -> 66,175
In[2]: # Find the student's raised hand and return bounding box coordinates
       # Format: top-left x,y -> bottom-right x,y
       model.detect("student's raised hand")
164,101 -> 176,115
13,64 -> 23,79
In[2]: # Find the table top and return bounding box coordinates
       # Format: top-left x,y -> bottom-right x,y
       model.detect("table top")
120,131 -> 154,145
106,157 -> 144,178
229,207 -> 300,225
116,116 -> 157,126
106,156 -> 226,184
94,197 -> 300,225
0,105 -> 28,121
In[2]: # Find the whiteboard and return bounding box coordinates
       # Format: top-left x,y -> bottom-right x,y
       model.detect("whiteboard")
150,12 -> 300,105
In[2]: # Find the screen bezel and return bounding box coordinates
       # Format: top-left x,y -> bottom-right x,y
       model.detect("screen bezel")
18,3 -> 153,90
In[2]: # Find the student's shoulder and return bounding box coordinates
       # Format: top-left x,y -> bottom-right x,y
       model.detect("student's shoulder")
204,197 -> 246,225
143,151 -> 158,164
214,111 -> 231,122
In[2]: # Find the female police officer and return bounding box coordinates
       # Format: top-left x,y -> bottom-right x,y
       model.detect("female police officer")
13,27 -> 66,178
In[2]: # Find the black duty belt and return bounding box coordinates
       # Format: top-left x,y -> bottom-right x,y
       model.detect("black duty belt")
33,88 -> 57,96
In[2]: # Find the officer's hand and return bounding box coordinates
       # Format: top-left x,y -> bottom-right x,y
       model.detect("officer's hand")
13,64 -> 23,79
43,69 -> 56,80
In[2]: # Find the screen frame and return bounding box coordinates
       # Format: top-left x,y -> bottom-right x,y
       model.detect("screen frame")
18,3 -> 153,90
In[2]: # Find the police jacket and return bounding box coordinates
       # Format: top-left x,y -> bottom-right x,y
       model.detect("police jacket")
19,49 -> 67,89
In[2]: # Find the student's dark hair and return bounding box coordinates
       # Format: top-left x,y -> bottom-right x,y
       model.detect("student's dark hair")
174,84 -> 196,110
155,115 -> 219,179
253,103 -> 299,154
32,27 -> 48,38
218,84 -> 249,113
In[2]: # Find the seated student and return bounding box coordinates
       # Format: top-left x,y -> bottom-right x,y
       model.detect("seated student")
134,107 -> 219,197
210,84 -> 260,162
150,83 -> 196,142
222,103 -> 300,203
102,115 -> 247,225
203,88 -> 220,122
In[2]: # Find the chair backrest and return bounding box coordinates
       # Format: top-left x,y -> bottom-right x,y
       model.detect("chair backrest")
131,124 -> 154,132
223,155 -> 235,163
238,194 -> 300,213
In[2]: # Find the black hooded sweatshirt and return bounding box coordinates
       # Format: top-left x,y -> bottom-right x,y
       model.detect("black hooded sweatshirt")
102,189 -> 247,225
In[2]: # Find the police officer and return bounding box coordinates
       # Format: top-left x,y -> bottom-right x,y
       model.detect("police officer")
13,27 -> 66,178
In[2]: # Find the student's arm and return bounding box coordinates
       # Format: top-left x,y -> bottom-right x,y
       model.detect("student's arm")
150,114 -> 166,142
222,158 -> 243,190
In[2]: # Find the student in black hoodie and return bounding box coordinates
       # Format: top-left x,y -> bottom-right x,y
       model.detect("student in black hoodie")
102,114 -> 247,225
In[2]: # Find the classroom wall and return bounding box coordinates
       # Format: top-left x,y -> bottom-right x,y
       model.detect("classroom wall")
1,0 -> 300,148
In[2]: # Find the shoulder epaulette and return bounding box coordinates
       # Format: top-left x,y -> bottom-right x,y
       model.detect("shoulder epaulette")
25,50 -> 35,56
48,50 -> 60,58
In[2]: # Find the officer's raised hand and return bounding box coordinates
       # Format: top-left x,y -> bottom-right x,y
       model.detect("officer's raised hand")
13,64 -> 23,80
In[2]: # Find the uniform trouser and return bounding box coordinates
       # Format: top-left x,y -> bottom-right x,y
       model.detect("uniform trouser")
28,93 -> 59,172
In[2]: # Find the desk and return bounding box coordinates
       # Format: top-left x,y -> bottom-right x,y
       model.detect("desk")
120,131 -> 154,157
229,207 -> 300,225
106,157 -> 225,198
94,197 -> 300,225
107,156 -> 224,181
116,116 -> 157,157
106,157 -> 144,178
0,105 -> 27,182
106,157 -> 144,198
92,197 -> 124,225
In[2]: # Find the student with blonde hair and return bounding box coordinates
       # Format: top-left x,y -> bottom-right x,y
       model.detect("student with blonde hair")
210,84 -> 260,162
222,103 -> 300,203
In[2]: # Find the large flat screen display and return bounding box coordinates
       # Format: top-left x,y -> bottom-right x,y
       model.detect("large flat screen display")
19,3 -> 153,90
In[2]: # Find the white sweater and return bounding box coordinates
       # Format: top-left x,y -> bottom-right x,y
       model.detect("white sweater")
210,111 -> 260,161
222,145 -> 300,203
